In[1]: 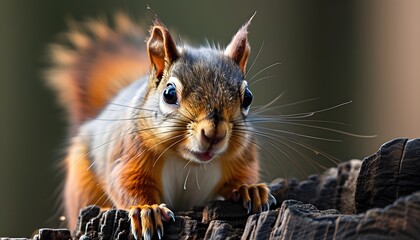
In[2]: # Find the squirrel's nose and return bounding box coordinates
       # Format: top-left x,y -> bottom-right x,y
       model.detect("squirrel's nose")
200,128 -> 226,145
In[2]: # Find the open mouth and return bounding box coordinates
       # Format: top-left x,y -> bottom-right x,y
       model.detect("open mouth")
190,150 -> 214,162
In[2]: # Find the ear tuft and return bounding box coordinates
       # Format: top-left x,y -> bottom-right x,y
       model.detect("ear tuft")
225,12 -> 255,75
147,24 -> 178,80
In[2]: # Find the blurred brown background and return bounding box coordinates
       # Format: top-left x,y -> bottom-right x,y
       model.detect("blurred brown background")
0,0 -> 419,237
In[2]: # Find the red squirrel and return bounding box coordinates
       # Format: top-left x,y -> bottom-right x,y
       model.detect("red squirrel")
46,13 -> 275,239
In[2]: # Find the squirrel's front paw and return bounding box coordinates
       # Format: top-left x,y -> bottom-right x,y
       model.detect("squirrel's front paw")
129,203 -> 175,240
232,183 -> 277,214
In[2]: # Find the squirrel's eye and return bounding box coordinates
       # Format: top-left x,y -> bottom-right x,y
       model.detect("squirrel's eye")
242,88 -> 253,109
163,84 -> 178,104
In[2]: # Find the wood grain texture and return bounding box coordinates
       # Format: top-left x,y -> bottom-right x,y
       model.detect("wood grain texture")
4,138 -> 420,240
355,138 -> 420,213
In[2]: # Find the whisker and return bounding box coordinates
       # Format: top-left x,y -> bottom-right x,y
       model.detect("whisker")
86,126 -> 134,170
252,91 -> 286,114
251,131 -> 309,177
248,62 -> 281,82
77,129 -> 116,137
252,97 -> 319,114
201,161 -> 208,171
177,108 -> 195,123
90,192 -> 108,210
230,129 -> 261,150
276,138 -> 330,173
91,115 -> 155,122
255,137 -> 299,178
283,137 -> 339,164
287,100 -> 353,117
279,119 -> 353,127
85,126 -> 187,170
184,159 -> 193,169
109,102 -> 157,113
183,167 -> 191,190
130,133 -> 187,164
249,100 -> 354,121
232,124 -> 340,172
153,134 -> 191,167
195,168 -> 201,191
251,125 -> 342,142
249,75 -> 274,86
245,41 -> 264,79
229,136 -> 250,169
274,121 -> 376,138
208,161 -> 215,169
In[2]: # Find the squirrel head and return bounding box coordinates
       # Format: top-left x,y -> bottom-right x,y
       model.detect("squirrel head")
140,16 -> 255,164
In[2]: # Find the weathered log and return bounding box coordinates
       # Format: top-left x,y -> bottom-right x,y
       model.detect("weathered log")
5,138 -> 420,240
254,192 -> 420,239
268,159 -> 362,214
355,138 -> 420,213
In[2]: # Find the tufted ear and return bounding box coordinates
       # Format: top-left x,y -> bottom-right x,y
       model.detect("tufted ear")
147,24 -> 179,80
224,13 -> 255,75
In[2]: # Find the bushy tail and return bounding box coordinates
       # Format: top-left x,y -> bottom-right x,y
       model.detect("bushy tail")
45,13 -> 150,131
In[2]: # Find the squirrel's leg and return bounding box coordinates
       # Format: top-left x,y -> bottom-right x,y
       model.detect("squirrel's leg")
218,143 -> 276,213
221,183 -> 277,214
233,183 -> 276,213
105,155 -> 174,240
128,203 -> 174,240
219,180 -> 276,214
64,140 -> 111,231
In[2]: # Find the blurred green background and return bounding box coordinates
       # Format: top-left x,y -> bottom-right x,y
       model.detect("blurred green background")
1,0 -> 419,237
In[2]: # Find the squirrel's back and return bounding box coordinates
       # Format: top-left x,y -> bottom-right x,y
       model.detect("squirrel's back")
45,13 -> 149,132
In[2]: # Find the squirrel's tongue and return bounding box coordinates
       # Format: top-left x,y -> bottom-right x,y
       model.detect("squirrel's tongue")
196,151 -> 213,162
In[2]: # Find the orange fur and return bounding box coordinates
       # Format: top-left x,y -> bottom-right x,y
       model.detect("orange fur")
105,141 -> 165,208
64,138 -> 112,230
47,14 -> 152,230
64,125 -> 168,231
46,14 -> 149,130
218,139 -> 260,198
48,13 -> 267,238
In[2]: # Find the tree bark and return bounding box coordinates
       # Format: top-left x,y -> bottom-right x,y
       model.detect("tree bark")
6,138 -> 420,240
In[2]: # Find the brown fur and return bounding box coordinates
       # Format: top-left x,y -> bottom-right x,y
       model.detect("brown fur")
63,138 -> 112,228
48,13 -> 269,238
46,14 -> 149,130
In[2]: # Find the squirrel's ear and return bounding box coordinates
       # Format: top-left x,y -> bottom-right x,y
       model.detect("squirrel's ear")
147,25 -> 179,80
224,13 -> 255,75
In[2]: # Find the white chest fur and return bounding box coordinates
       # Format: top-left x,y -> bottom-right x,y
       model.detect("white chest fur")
161,157 -> 222,211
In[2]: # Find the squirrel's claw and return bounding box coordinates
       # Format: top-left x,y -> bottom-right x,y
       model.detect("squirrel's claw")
143,230 -> 152,240
233,183 -> 274,214
269,192 -> 277,206
158,203 -> 175,222
129,203 -> 174,240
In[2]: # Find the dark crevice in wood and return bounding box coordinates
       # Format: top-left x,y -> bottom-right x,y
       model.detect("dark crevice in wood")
4,138 -> 420,240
